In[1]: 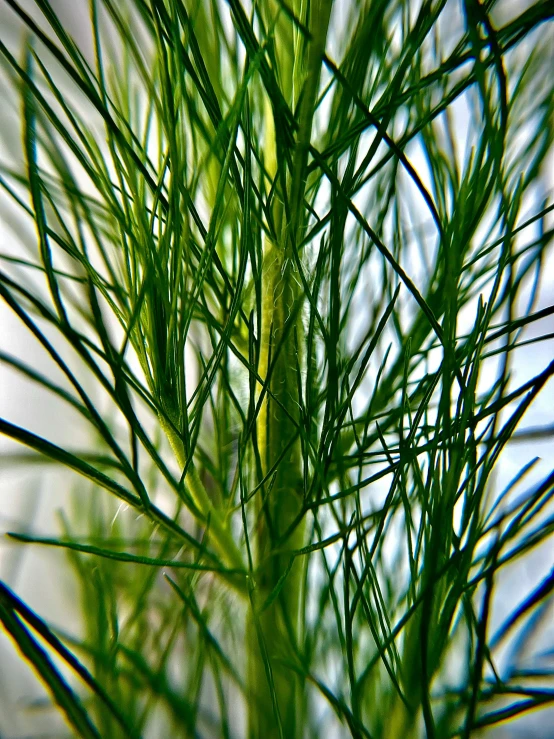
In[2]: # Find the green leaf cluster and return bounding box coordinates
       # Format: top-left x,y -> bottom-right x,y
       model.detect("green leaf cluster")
0,0 -> 553,736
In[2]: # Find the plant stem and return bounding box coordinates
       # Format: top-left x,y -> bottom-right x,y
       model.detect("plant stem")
159,412 -> 245,575
248,2 -> 333,735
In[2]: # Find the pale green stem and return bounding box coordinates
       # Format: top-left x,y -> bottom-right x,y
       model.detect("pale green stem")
159,413 -> 245,574
247,2 -> 333,736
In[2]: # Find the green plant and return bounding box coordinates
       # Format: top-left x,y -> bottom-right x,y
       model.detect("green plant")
0,0 -> 553,736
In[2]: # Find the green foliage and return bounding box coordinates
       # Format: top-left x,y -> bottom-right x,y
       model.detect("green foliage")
0,0 -> 553,736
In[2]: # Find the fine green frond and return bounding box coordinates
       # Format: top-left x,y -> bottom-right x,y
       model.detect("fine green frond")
0,0 -> 553,736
